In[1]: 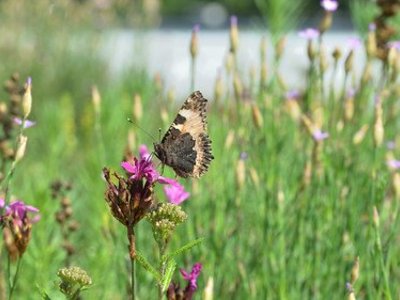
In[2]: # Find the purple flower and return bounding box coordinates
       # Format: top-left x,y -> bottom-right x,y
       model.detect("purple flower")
192,24 -> 200,33
369,23 -> 376,31
387,159 -> 400,170
0,200 -> 40,260
4,201 -> 40,225
13,117 -> 36,129
285,89 -> 300,101
347,88 -> 356,99
0,198 -> 4,209
158,177 -> 190,205
298,28 -> 320,40
239,152 -> 248,160
121,158 -> 158,184
387,141 -> 396,150
321,0 -> 338,12
138,144 -> 151,160
387,41 -> 400,50
348,37 -> 362,50
230,15 -> 237,27
123,145 -> 190,204
312,129 -> 329,141
180,263 -> 202,291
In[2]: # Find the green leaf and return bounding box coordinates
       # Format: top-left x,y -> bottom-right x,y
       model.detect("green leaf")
162,237 -> 204,262
161,259 -> 177,292
136,251 -> 161,282
36,284 -> 52,300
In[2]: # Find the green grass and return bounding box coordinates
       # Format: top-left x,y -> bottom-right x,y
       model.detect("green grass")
1,1 -> 400,299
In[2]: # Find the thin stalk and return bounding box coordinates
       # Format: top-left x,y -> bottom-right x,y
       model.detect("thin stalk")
127,226 -> 136,300
374,221 -> 392,300
190,56 -> 196,92
158,243 -> 167,300
8,257 -> 22,300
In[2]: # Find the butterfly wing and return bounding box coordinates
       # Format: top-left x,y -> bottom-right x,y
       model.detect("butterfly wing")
155,91 -> 214,178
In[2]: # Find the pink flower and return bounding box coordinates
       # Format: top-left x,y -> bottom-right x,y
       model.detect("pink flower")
123,145 -> 190,204
3,201 -> 40,225
160,178 -> 190,205
387,159 -> 400,170
348,37 -> 362,50
387,41 -> 400,50
298,28 -> 320,40
13,117 -> 36,128
321,0 -> 338,12
121,158 -> 158,184
180,263 -> 202,291
312,129 -> 329,141
285,89 -> 300,101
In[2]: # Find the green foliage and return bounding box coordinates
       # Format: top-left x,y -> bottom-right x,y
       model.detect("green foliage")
349,0 -> 379,37
255,0 -> 308,40
1,1 -> 400,299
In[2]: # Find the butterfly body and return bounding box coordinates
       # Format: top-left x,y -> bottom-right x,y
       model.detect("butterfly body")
154,91 -> 213,178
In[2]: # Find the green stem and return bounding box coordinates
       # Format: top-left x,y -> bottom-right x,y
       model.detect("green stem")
127,226 -> 136,300
374,223 -> 392,300
190,56 -> 196,92
9,257 -> 22,300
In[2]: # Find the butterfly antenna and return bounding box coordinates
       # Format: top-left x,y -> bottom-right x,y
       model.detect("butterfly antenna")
158,128 -> 162,142
127,117 -> 157,142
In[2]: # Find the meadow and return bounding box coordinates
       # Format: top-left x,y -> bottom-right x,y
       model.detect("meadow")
0,0 -> 400,299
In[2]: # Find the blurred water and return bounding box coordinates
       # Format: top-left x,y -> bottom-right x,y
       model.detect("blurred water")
102,29 -> 370,99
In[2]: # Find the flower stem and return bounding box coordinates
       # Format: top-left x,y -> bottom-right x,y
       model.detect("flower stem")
190,56 -> 196,92
127,226 -> 136,300
8,257 -> 22,300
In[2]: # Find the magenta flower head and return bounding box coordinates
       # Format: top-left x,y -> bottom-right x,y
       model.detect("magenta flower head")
181,263 -> 203,291
321,0 -> 338,12
1,200 -> 40,260
298,28 -> 320,40
159,178 -> 190,205
121,158 -> 158,184
312,129 -> 329,141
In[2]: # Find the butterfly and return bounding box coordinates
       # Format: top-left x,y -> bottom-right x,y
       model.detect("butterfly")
154,91 -> 214,178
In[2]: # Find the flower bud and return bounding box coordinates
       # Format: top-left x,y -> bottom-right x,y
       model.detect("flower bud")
224,130 -> 235,150
235,159 -> 246,190
15,135 -> 28,163
345,50 -> 354,74
190,24 -> 199,59
353,124 -> 369,145
319,12 -> 333,34
251,104 -> 263,129
91,85 -> 101,115
374,98 -> 384,147
275,36 -> 286,61
203,277 -> 214,300
233,74 -> 243,101
214,70 -> 224,104
229,16 -> 239,54
350,256 -> 359,284
22,77 -> 32,119
373,206 -> 380,228
133,93 -> 143,122
366,27 -> 377,58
